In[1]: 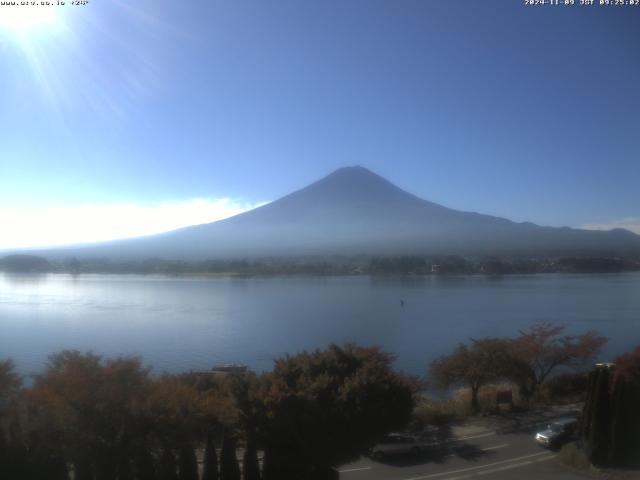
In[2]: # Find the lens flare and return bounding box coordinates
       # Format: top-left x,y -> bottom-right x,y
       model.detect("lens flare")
0,5 -> 62,33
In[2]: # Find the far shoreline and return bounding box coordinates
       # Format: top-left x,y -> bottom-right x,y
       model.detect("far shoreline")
2,270 -> 640,281
1,252 -> 639,278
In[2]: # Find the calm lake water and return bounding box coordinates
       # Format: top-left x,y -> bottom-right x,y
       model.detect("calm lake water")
1,272 -> 639,377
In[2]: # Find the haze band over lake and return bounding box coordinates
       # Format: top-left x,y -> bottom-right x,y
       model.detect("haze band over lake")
1,167 -> 640,377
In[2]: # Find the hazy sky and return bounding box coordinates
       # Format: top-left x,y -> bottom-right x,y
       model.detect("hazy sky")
1,0 -> 639,248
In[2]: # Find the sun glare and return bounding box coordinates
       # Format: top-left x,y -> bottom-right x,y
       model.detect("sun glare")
0,5 -> 61,33
0,199 -> 266,250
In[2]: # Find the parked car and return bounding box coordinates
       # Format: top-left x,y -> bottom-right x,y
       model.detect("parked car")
369,433 -> 427,459
534,417 -> 579,449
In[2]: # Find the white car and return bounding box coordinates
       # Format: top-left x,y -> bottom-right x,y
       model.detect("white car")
534,417 -> 579,449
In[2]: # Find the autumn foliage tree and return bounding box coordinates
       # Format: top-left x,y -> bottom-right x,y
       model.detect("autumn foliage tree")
429,339 -> 509,413
260,344 -> 417,480
429,323 -> 607,411
0,359 -> 21,403
505,323 -> 607,400
225,373 -> 265,480
141,374 -> 205,480
26,351 -> 153,480
0,343 -> 426,479
0,360 -> 23,480
0,359 -> 21,445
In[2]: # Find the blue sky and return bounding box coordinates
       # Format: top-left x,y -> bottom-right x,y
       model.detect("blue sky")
0,0 -> 639,248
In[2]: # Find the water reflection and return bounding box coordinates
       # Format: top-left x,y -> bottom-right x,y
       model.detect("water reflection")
0,273 -> 639,378
1,272 -> 49,285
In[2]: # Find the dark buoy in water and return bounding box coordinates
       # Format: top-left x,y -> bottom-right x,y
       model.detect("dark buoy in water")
400,299 -> 405,307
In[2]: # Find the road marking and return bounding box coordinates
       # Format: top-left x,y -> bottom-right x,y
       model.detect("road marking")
441,454 -> 556,480
402,451 -> 551,480
447,443 -> 508,458
456,431 -> 496,441
481,443 -> 508,451
338,466 -> 372,473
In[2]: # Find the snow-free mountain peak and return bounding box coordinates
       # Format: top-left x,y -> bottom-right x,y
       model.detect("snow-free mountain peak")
27,167 -> 640,260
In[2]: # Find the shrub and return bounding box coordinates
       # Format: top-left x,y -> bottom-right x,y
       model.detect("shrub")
558,442 -> 592,471
412,400 -> 459,429
538,372 -> 589,404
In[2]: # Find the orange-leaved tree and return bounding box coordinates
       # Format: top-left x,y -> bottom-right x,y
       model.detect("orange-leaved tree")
506,323 -> 607,400
429,338 -> 509,413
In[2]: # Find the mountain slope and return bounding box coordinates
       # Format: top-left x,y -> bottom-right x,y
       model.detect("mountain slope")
39,166 -> 640,259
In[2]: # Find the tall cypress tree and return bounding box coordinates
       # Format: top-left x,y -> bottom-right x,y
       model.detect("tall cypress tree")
73,453 -> 94,480
95,447 -> 118,480
260,449 -> 295,480
242,437 -> 260,480
608,354 -> 640,466
608,375 -> 626,465
4,430 -> 30,480
585,366 -> 612,465
133,447 -> 156,480
202,434 -> 219,480
177,445 -> 198,480
260,449 -> 276,480
219,430 -> 240,480
117,451 -> 134,480
158,448 -> 178,480
49,456 -> 70,480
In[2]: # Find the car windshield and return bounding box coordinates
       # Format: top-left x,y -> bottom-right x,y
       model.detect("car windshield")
549,424 -> 564,433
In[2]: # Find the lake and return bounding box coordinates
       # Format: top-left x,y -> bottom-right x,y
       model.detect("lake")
1,272 -> 639,377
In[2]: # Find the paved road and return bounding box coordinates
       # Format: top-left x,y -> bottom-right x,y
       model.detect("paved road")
338,425 -> 589,480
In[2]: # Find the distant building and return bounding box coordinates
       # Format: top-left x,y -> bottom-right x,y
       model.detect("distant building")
190,363 -> 248,377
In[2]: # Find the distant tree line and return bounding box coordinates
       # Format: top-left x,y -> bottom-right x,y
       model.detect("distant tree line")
0,345 -> 417,480
0,255 -> 51,273
2,254 -> 639,276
